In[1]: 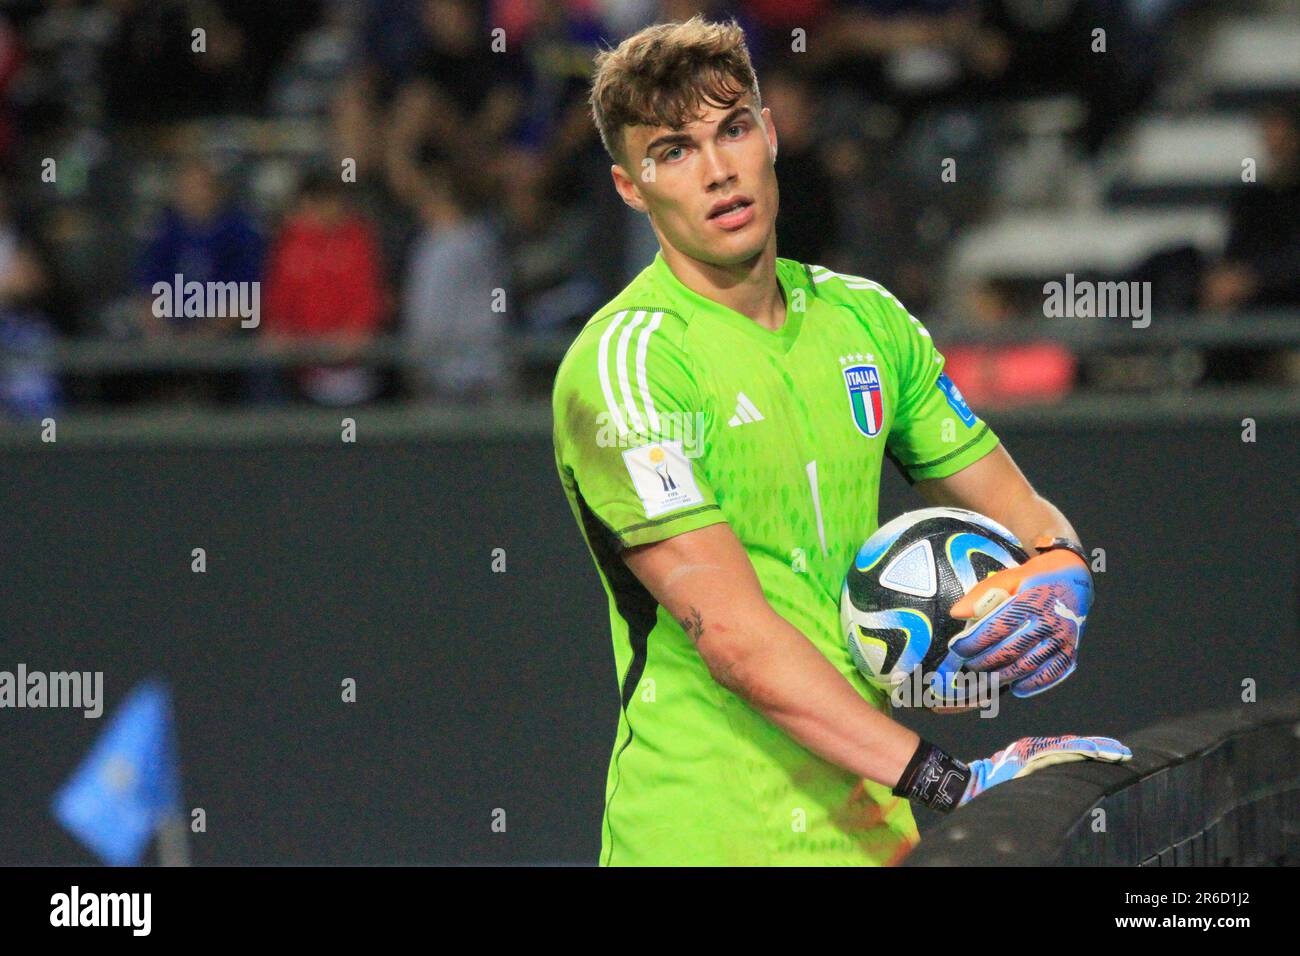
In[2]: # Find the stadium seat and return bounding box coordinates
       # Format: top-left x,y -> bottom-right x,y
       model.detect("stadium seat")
1105,114 -> 1264,206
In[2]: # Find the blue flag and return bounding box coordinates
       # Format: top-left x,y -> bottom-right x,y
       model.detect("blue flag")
52,680 -> 182,866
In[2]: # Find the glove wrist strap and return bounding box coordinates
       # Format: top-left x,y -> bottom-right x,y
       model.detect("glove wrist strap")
892,739 -> 971,813
1032,535 -> 1090,570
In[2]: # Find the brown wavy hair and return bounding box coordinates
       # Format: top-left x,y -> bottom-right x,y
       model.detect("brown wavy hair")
589,16 -> 761,165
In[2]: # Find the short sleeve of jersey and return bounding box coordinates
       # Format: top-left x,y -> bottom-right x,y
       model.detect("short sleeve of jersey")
873,292 -> 1000,483
553,310 -> 727,549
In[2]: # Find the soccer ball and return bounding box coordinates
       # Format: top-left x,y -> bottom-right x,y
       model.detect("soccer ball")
840,507 -> 1028,703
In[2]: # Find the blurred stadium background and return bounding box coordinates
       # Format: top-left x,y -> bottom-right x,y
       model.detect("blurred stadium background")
0,0 -> 1296,865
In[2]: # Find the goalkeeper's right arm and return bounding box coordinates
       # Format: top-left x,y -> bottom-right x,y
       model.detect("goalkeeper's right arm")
622,520 -> 924,789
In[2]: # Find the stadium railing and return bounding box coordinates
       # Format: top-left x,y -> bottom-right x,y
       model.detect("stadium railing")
903,696 -> 1300,866
20,310 -> 1300,376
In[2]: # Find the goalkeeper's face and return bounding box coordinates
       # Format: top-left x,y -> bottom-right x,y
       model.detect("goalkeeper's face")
613,95 -> 779,269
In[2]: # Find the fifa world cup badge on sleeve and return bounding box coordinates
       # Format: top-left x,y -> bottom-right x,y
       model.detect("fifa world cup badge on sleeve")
622,440 -> 705,518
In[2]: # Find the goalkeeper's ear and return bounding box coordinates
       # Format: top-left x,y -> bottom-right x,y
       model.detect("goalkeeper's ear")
761,106 -> 778,165
610,162 -> 648,214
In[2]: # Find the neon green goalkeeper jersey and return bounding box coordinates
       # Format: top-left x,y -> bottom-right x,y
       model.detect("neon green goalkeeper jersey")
552,252 -> 1000,866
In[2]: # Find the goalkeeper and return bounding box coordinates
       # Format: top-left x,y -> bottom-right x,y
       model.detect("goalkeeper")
552,17 -> 1130,866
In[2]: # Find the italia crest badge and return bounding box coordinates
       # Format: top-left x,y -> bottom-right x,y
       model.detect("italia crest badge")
843,363 -> 884,437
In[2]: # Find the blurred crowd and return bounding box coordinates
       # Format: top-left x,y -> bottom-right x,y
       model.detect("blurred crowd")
0,0 -> 1295,417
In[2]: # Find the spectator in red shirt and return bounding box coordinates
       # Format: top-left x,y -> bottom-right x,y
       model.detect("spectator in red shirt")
261,169 -> 388,405
943,279 -> 1076,407
0,16 -> 23,164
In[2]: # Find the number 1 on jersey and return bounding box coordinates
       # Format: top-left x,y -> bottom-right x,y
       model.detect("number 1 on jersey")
805,459 -> 828,559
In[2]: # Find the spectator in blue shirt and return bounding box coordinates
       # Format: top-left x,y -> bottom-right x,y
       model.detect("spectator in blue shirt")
136,159 -> 264,337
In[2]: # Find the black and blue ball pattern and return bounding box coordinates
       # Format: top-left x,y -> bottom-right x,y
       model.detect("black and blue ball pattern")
841,507 -> 1029,693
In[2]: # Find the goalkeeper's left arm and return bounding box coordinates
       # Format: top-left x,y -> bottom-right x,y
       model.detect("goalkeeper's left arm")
917,444 -> 1093,698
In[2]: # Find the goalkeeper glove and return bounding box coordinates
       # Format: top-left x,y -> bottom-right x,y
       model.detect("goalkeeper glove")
949,537 -> 1093,698
893,734 -> 1132,812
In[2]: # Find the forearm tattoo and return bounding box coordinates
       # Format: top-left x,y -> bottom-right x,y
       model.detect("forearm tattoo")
679,606 -> 704,643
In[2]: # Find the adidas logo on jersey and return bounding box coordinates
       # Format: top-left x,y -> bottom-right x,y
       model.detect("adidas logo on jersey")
728,392 -> 765,427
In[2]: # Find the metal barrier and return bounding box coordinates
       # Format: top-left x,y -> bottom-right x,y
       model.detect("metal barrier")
14,308 -> 1300,375
904,697 -> 1300,866
1,389 -> 1298,450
